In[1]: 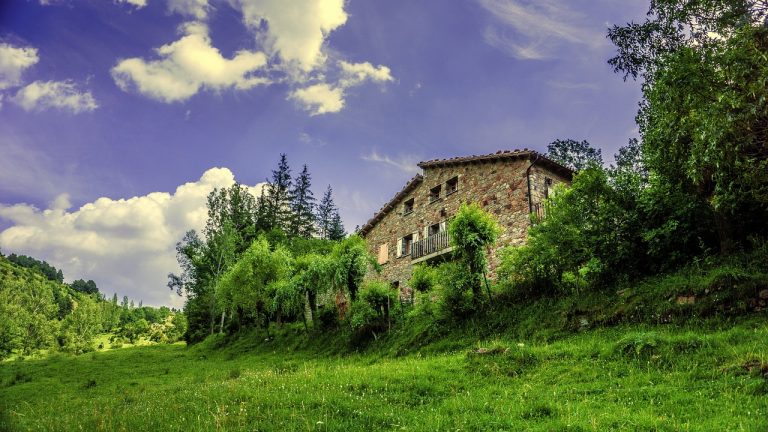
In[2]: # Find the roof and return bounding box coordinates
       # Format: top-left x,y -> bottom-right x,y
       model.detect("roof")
357,149 -> 573,236
357,174 -> 423,237
418,149 -> 572,176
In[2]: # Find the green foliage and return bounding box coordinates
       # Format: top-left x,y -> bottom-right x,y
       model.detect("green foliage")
216,238 -> 293,332
331,235 -> 375,302
60,295 -> 103,354
70,279 -> 99,295
448,203 -> 500,301
409,264 -> 437,293
6,253 -> 64,283
546,139 -> 603,171
609,0 -> 768,251
433,262 -> 476,318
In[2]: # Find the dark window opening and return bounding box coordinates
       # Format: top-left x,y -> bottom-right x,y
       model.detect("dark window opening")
544,177 -> 553,199
446,176 -> 459,195
402,234 -> 414,256
428,223 -> 441,236
403,198 -> 414,215
429,185 -> 441,202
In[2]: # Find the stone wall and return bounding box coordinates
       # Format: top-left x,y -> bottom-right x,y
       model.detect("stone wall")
361,157 -> 570,296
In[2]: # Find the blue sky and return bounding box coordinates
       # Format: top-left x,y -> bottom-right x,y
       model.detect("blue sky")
0,0 -> 648,306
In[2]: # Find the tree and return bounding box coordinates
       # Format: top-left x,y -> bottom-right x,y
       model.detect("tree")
266,154 -> 294,232
546,139 -> 603,171
608,0 -> 768,251
448,204 -> 500,303
328,210 -> 346,241
316,185 -> 337,240
289,164 -> 317,238
70,279 -> 98,295
61,294 -> 102,354
216,238 -> 293,334
292,253 -> 333,329
331,236 -> 374,303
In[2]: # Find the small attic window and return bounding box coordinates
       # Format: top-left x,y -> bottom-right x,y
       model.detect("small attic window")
429,185 -> 441,203
446,176 -> 459,195
403,198 -> 414,215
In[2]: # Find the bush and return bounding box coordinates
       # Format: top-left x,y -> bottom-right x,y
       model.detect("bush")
435,262 -> 475,319
410,265 -> 437,293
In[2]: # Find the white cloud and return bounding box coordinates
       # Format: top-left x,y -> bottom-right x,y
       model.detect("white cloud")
478,0 -> 606,60
0,168 -> 266,308
235,0 -> 348,73
361,150 -> 421,175
289,83 -> 344,115
13,80 -> 98,113
111,22 -> 268,103
0,43 -> 39,90
290,61 -> 393,115
117,0 -> 148,8
168,0 -> 208,20
338,61 -> 394,87
111,1 -> 393,114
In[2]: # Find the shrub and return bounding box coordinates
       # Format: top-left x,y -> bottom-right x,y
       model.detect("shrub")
409,265 -> 437,293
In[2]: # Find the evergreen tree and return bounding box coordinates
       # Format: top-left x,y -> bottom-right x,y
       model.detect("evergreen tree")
266,154 -> 293,232
328,210 -> 346,241
289,164 -> 317,238
255,187 -> 275,232
316,185 -> 337,240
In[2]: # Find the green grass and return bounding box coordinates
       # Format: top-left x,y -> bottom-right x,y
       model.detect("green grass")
2,254 -> 767,431
1,319 -> 766,431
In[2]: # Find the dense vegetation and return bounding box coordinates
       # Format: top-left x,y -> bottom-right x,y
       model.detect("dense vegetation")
1,273 -> 766,430
0,254 -> 185,359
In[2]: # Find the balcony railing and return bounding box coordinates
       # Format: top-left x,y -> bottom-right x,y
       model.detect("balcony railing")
411,231 -> 450,259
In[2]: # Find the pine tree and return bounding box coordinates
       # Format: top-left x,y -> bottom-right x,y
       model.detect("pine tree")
316,185 -> 337,240
289,164 -> 317,238
266,154 -> 293,232
254,187 -> 274,232
328,210 -> 346,240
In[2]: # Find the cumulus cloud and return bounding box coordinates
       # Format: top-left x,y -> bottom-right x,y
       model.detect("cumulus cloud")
0,43 -> 39,90
478,0 -> 606,60
235,0 -> 347,73
112,22 -> 268,103
111,1 -> 392,114
290,61 -> 392,115
13,80 -> 98,113
289,83 -> 343,115
0,168 -> 266,308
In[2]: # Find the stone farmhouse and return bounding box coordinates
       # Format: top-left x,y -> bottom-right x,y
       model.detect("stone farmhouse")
358,149 -> 573,296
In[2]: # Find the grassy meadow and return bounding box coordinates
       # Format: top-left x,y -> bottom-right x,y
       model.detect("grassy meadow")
1,317 -> 767,431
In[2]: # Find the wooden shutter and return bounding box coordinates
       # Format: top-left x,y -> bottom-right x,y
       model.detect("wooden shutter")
396,238 -> 403,258
439,221 -> 447,232
377,243 -> 389,265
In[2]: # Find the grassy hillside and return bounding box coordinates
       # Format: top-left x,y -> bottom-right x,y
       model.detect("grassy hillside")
1,319 -> 766,431
1,255 -> 767,431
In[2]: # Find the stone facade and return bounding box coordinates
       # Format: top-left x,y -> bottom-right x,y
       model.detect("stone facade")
359,150 -> 572,297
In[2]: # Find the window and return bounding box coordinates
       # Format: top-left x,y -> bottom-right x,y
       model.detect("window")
401,234 -> 414,256
428,222 -> 441,237
446,176 -> 459,195
377,243 -> 389,265
429,185 -> 441,203
544,177 -> 553,199
403,198 -> 414,215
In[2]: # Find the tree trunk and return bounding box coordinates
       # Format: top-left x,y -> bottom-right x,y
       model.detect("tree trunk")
714,210 -> 736,254
308,291 -> 318,329
219,309 -> 226,334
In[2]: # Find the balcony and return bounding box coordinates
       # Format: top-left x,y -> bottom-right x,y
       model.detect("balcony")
411,231 -> 452,262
